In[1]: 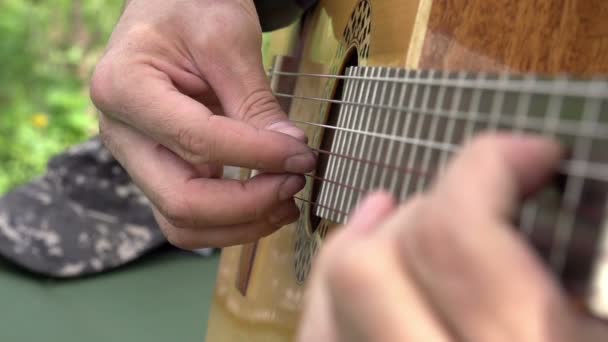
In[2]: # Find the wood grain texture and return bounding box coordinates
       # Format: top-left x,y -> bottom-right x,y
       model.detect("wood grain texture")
419,0 -> 608,75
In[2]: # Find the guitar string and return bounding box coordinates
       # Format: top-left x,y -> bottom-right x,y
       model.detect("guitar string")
294,120 -> 608,183
294,196 -> 349,218
271,70 -> 607,183
303,173 -> 368,194
550,97 -> 601,273
287,116 -> 606,220
269,67 -> 607,279
346,67 -> 382,221
274,92 -> 608,140
271,80 -> 607,192
270,70 -> 608,99
293,135 -> 608,217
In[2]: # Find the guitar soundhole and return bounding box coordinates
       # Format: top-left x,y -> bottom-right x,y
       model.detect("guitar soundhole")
309,49 -> 359,233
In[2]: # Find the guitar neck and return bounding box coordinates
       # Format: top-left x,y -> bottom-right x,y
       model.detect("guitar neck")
272,65 -> 608,317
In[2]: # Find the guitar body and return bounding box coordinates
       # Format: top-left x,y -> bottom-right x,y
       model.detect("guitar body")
206,1 -> 608,341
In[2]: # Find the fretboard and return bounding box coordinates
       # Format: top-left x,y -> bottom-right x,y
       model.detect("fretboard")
274,66 -> 608,307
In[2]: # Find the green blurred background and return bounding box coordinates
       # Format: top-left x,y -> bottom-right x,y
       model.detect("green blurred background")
0,0 -> 294,195
0,2 -> 220,341
0,2 -> 297,340
0,0 -> 122,195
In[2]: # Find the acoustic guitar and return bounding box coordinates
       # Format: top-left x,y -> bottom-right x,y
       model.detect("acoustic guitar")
206,0 -> 608,340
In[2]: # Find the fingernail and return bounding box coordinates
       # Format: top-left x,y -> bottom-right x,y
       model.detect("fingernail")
284,152 -> 317,173
279,174 -> 306,200
267,121 -> 308,143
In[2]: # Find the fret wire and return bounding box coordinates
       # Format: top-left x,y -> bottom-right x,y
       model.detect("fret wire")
332,67 -> 366,221
332,67 -> 358,220
332,68 -> 358,220
378,68 -> 402,190
335,68 -> 362,220
520,77 -> 566,237
396,70 -> 422,201
439,72 -> 469,175
273,93 -> 608,139
439,72 -> 481,173
550,96 -> 602,274
325,68 -> 349,220
296,158 -> 608,224
293,120 -> 608,183
402,70 -> 435,199
366,67 -> 392,195
512,75 -> 535,134
318,68 -> 355,219
344,67 -> 380,220
331,67 -> 363,221
311,148 -> 428,177
314,81 -> 332,220
419,71 -> 449,192
487,74 -> 509,131
360,67 -> 391,206
271,70 -> 608,99
280,66 -> 608,230
518,75 -> 545,236
331,67 -> 362,221
389,69 -> 416,196
325,68 -> 352,220
456,73 -> 482,144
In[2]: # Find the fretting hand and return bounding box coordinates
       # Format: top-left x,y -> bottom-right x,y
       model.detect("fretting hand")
90,0 -> 316,248
298,134 -> 608,342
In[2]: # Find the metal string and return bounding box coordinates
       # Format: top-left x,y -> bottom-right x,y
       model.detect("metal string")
268,66 -> 607,280
296,120 -> 608,183
275,92 -> 608,139
271,70 -> 608,98
294,196 -> 349,218
550,97 -> 602,274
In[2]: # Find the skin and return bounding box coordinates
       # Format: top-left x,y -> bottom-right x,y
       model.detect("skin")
90,0 -> 316,248
298,134 -> 608,342
92,3 -> 607,338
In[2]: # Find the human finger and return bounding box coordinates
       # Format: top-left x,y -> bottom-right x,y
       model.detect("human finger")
91,63 -> 315,172
99,114 -> 305,228
392,134 -> 570,341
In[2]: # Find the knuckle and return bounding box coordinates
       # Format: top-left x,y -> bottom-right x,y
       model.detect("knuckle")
193,4 -> 261,51
237,89 -> 283,125
90,60 -> 115,112
163,227 -> 200,251
156,192 -> 192,228
98,114 -> 119,156
175,123 -> 213,164
98,115 -> 111,143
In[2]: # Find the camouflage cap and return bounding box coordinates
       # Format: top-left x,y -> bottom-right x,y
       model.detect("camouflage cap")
0,137 -> 167,277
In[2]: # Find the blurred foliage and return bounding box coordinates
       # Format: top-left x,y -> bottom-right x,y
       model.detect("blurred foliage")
0,0 -> 123,194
